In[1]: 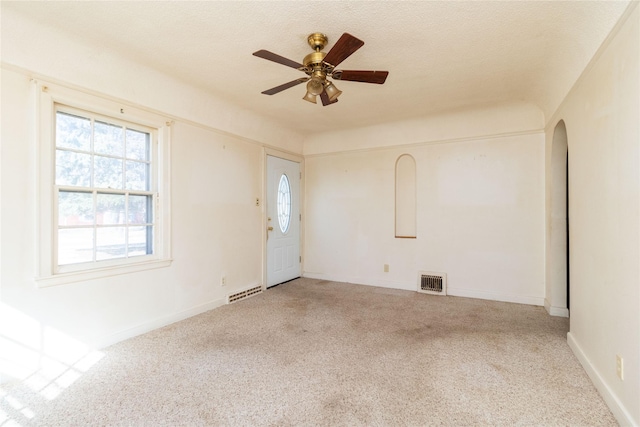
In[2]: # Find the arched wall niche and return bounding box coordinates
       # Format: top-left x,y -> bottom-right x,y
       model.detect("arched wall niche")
395,154 -> 417,238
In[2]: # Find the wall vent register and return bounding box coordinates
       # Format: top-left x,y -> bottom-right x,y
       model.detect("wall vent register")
418,272 -> 447,296
227,286 -> 263,304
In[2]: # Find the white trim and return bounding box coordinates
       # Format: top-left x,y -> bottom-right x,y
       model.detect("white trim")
4,62 -> 304,156
302,273 -> 415,291
302,273 -> 543,306
264,149 -> 304,289
92,297 -> 225,349
439,286 -> 543,306
544,298 -> 569,318
264,147 -> 303,163
34,79 -> 172,285
304,129 -> 544,158
36,259 -> 172,288
567,332 -> 637,427
545,1 -> 639,130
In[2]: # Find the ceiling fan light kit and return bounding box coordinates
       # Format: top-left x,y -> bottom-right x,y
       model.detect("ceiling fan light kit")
306,77 -> 324,95
302,90 -> 318,104
324,81 -> 342,102
253,32 -> 389,106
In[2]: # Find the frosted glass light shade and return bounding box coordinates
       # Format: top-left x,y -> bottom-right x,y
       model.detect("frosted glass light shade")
306,78 -> 324,96
302,91 -> 317,103
325,81 -> 342,101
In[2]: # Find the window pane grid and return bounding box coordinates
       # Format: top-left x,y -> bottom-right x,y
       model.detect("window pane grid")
57,190 -> 154,265
55,148 -> 151,164
58,224 -> 153,229
55,107 -> 154,268
54,144 -> 151,163
57,185 -> 154,196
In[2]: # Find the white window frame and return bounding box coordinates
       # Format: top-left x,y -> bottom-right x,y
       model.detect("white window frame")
34,81 -> 172,287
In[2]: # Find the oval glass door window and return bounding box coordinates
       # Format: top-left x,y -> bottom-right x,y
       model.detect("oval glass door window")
277,173 -> 292,233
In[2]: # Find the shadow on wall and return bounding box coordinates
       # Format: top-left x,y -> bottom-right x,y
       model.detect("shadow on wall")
0,303 -> 105,425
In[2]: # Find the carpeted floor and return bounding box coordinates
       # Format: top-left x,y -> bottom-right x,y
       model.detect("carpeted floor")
2,278 -> 616,426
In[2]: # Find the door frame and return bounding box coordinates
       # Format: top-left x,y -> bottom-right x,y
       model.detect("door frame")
262,148 -> 304,290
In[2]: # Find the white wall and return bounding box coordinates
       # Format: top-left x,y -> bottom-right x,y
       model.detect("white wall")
0,7 -> 302,154
304,105 -> 546,306
0,67 -> 267,345
0,7 -> 302,383
304,101 -> 543,156
545,4 -> 639,425
2,4 -> 638,422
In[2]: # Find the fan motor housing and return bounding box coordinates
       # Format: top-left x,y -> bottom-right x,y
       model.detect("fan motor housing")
303,51 -> 326,67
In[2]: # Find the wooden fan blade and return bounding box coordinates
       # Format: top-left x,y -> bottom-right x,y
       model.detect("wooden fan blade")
334,70 -> 388,84
322,33 -> 364,67
253,49 -> 304,69
320,90 -> 338,106
261,78 -> 309,95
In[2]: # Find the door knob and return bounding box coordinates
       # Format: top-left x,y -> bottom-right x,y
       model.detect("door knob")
267,226 -> 274,231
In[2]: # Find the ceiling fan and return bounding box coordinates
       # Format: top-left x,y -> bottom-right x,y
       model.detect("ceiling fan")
253,32 -> 389,106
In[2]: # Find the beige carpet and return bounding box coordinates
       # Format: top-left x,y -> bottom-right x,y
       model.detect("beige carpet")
2,278 -> 616,426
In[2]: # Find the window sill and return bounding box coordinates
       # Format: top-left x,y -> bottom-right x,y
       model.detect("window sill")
35,258 -> 173,288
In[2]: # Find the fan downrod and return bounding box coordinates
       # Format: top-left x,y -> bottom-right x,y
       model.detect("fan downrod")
307,33 -> 328,51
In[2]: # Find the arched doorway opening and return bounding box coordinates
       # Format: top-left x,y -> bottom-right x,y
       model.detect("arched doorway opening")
548,120 -> 569,316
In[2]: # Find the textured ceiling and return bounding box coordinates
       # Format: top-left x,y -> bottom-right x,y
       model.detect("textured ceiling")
3,1 -> 631,134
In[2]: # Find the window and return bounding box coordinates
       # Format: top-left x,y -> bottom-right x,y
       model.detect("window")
277,174 -> 292,233
35,81 -> 171,287
55,108 -> 154,266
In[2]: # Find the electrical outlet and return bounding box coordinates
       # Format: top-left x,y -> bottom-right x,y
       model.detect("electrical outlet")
616,355 -> 624,380
221,276 -> 226,286
384,264 -> 389,273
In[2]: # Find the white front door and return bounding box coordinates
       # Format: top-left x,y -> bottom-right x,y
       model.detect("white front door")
266,155 -> 301,287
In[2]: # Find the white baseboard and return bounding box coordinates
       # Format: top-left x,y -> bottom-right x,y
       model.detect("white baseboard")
544,298 -> 569,317
92,297 -> 226,349
567,332 -> 636,426
446,287 -> 544,306
302,273 -> 543,306
302,272 -> 415,291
